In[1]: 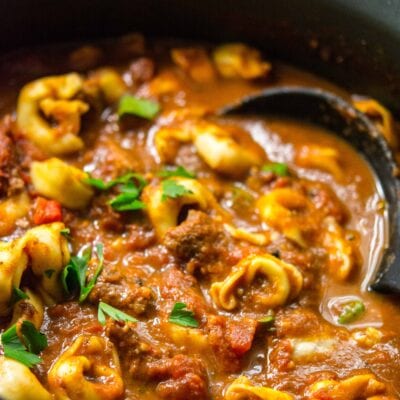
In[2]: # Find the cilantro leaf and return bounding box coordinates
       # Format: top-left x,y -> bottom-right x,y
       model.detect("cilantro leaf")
158,166 -> 196,179
62,244 -> 104,303
10,287 -> 29,306
168,302 -> 199,328
109,181 -> 146,211
161,180 -> 193,201
261,162 -> 289,177
97,302 -> 138,325
118,95 -> 160,120
337,300 -> 365,324
84,172 -> 145,192
1,323 -> 46,368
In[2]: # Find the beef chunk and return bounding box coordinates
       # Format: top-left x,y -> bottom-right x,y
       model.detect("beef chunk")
146,354 -> 209,400
163,210 -> 231,275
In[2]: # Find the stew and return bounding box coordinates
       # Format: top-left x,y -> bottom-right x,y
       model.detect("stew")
0,34 -> 398,400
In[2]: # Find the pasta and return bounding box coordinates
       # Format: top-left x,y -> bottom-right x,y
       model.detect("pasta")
48,335 -> 124,400
30,158 -> 94,209
210,254 -> 303,310
16,73 -> 89,155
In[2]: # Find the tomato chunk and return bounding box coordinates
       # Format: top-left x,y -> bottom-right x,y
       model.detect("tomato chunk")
33,197 -> 62,225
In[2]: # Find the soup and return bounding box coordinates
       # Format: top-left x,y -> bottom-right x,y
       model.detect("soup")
0,35 -> 398,400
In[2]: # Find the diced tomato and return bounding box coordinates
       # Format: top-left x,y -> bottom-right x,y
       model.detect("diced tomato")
32,197 -> 62,225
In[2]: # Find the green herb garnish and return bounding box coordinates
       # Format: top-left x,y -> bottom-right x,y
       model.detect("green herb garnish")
60,228 -> 71,237
337,300 -> 365,324
109,181 -> 146,211
118,95 -> 160,120
261,162 -> 289,177
61,243 -> 104,303
10,287 -> 29,306
1,321 -> 47,368
168,302 -> 199,328
158,166 -> 196,179
97,301 -> 138,326
161,180 -> 193,201
258,315 -> 275,325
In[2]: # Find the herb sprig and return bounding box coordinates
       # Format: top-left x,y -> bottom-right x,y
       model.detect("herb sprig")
1,321 -> 47,368
158,166 -> 196,179
62,243 -> 104,303
161,180 -> 193,201
337,300 -> 365,324
118,95 -> 160,120
261,162 -> 289,177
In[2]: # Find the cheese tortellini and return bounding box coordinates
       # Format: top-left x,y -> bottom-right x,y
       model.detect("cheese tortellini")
210,253 -> 303,311
17,73 -> 89,155
0,356 -> 52,400
256,187 -> 312,247
155,119 -> 265,177
48,335 -> 124,400
224,376 -> 293,400
306,374 -> 387,400
10,288 -> 44,329
31,158 -> 94,209
143,177 -> 228,238
0,222 -> 70,315
213,43 -> 272,80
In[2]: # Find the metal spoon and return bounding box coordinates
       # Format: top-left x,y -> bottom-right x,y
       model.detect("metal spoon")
219,86 -> 400,294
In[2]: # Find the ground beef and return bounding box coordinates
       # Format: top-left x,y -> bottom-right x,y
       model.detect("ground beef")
163,210 -> 232,275
146,354 -> 209,400
0,116 -> 24,197
89,265 -> 153,316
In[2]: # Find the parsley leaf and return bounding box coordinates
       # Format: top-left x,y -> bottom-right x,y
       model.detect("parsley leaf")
168,302 -> 199,328
10,287 -> 29,306
109,181 -> 146,211
337,300 -> 365,324
158,166 -> 196,179
62,244 -> 104,303
118,95 -> 160,120
1,322 -> 47,368
84,172 -> 145,191
97,302 -> 138,325
161,180 -> 193,201
60,228 -> 71,237
261,162 -> 289,177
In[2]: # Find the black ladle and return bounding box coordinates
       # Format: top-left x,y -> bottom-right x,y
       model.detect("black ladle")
219,86 -> 400,294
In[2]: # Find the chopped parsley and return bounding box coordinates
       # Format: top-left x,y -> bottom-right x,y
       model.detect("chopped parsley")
158,166 -> 196,179
261,162 -> 289,177
85,172 -> 147,212
10,287 -> 29,306
168,302 -> 199,328
60,228 -> 71,237
97,302 -> 138,326
161,180 -> 193,201
118,95 -> 160,120
61,243 -> 104,303
1,321 -> 47,368
337,300 -> 365,324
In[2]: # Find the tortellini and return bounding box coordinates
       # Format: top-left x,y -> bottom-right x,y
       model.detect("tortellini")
0,356 -> 52,400
213,43 -> 271,79
256,187 -> 312,247
143,177 -> 228,238
295,144 -> 343,180
17,73 -> 89,155
322,216 -> 358,281
0,192 -> 30,236
210,254 -> 303,311
31,157 -> 94,209
0,222 -> 70,315
155,119 -> 265,177
48,335 -> 124,400
171,47 -> 216,83
306,374 -> 387,400
10,288 -> 44,329
224,376 -> 293,400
